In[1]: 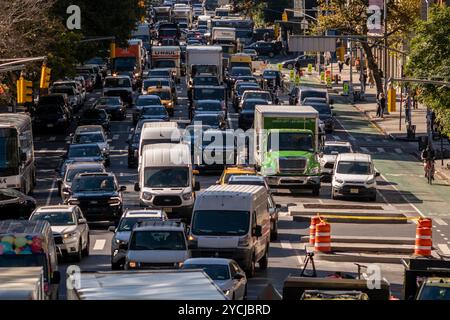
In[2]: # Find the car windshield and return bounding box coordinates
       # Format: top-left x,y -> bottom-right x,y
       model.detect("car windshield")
183,264 -> 230,280
74,133 -> 104,144
104,78 -> 131,88
118,217 -> 162,231
323,146 -> 352,155
192,115 -> 219,127
144,167 -> 189,188
31,211 -> 76,226
196,102 -> 222,112
268,132 -> 314,152
68,145 -> 101,158
245,92 -> 270,101
129,231 -> 186,250
193,88 -> 225,101
142,106 -> 167,115
418,286 -> 450,300
72,175 -> 116,192
336,161 -> 372,175
151,90 -> 171,100
98,97 -> 121,105
242,100 -> 265,111
143,80 -> 169,90
65,167 -> 103,182
193,77 -> 219,86
237,86 -> 259,95
301,91 -> 327,100
154,60 -> 176,68
192,210 -> 249,236
136,96 -> 162,106
230,68 -> 252,77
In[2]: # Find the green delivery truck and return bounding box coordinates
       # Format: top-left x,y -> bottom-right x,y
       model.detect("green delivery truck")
254,105 -> 321,195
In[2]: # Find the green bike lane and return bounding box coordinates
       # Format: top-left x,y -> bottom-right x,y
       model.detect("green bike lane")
334,99 -> 450,219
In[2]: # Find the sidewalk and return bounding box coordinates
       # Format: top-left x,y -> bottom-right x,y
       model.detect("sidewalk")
330,62 -> 450,183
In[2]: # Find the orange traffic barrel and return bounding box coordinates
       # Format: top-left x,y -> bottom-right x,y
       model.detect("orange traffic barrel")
418,217 -> 432,228
315,221 -> 331,253
309,216 -> 322,245
414,226 -> 432,256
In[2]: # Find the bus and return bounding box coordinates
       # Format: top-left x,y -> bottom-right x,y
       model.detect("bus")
0,113 -> 35,194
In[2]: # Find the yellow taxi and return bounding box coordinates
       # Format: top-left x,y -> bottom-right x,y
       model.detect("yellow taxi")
147,85 -> 175,116
216,166 -> 257,185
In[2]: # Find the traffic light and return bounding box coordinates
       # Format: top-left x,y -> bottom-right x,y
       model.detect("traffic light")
40,65 -> 51,89
110,42 -> 116,59
138,0 -> 145,8
16,77 -> 33,104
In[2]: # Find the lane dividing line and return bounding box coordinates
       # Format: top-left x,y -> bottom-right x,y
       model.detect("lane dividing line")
93,239 -> 106,251
434,218 -> 448,226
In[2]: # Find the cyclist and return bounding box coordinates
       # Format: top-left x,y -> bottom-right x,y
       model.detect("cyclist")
421,145 -> 436,179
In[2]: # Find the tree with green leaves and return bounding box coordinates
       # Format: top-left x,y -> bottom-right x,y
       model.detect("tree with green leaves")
315,0 -> 421,96
406,5 -> 450,137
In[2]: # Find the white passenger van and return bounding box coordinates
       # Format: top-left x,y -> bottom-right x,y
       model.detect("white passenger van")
188,185 -> 270,278
137,121 -> 181,165
135,143 -> 200,220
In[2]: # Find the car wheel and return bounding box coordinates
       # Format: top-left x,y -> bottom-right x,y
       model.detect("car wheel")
245,257 -> 256,278
271,222 -> 278,241
259,248 -> 269,270
111,261 -> 122,271
82,234 -> 90,257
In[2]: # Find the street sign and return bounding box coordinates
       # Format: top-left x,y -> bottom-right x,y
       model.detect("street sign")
293,0 -> 303,17
288,35 -> 337,52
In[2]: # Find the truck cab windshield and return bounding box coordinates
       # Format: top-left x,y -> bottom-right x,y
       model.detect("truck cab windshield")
112,58 -> 136,71
268,132 -> 314,152
144,167 -> 189,188
154,60 -> 176,68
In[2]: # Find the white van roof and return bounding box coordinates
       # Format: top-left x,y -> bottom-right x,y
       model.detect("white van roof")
68,270 -> 227,300
195,185 -> 266,211
140,125 -> 181,142
142,121 -> 178,129
336,153 -> 372,162
142,143 -> 191,167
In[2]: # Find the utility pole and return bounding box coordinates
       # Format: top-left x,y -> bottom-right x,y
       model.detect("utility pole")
383,0 -> 388,97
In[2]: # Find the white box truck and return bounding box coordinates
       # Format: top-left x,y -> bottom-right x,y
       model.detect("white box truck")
185,45 -> 223,84
67,270 -> 227,300
254,105 -> 322,195
151,46 -> 182,82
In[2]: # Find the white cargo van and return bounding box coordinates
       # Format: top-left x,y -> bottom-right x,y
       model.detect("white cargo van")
135,143 -> 200,220
188,185 -> 270,278
137,121 -> 181,160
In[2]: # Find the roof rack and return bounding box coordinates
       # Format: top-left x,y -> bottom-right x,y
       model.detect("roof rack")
133,220 -> 184,229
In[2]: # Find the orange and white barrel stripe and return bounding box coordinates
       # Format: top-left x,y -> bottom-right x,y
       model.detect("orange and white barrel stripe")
314,221 -> 331,253
414,226 -> 432,256
309,216 -> 322,245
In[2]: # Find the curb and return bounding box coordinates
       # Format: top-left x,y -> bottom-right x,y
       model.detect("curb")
300,236 -> 415,245
313,252 -> 408,264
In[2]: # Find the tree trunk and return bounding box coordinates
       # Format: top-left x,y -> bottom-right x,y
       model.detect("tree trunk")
361,41 -> 384,97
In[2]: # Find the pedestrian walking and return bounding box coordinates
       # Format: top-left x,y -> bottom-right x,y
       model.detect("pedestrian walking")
338,61 -> 344,74
376,92 -> 386,118
294,59 -> 301,77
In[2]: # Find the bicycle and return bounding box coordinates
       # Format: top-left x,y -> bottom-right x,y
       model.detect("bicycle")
425,160 -> 435,185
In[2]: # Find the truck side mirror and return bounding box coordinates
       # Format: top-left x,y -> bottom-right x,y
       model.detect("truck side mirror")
253,225 -> 262,237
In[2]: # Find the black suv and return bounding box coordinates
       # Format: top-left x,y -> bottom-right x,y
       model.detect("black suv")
33,104 -> 71,133
66,172 -> 126,225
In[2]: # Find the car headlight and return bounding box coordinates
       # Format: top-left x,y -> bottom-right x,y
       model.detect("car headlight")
366,178 -> 375,185
63,232 -> 78,240
115,238 -> 126,245
167,102 -> 173,107
335,178 -> 344,184
182,192 -> 193,200
142,192 -> 153,201
108,197 -> 122,206
311,167 -> 320,174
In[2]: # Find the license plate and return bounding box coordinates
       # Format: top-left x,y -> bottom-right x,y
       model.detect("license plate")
165,207 -> 172,213
90,200 -> 98,204
350,188 -> 359,194
47,124 -> 54,127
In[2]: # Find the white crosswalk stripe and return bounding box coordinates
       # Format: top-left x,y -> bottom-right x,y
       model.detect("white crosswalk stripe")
93,239 -> 106,251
